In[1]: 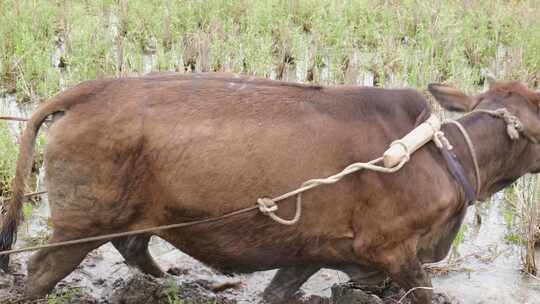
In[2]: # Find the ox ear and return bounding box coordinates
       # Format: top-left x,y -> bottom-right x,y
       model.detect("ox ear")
428,83 -> 480,112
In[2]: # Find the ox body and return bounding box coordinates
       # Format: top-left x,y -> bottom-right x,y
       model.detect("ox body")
1,73 -> 539,304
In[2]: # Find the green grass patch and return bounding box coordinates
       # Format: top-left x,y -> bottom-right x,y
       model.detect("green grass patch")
45,287 -> 84,304
452,223 -> 467,248
2,0 -> 540,98
165,278 -> 181,304
0,122 -> 18,195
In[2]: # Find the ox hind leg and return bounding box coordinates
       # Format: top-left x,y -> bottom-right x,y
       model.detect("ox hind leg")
262,266 -> 320,303
112,234 -> 165,277
25,236 -> 106,299
262,265 -> 387,303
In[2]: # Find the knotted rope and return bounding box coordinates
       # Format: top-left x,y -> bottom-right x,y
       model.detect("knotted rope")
257,155 -> 409,225
474,108 -> 524,140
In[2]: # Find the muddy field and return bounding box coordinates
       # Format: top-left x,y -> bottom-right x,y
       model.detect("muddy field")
0,238 -> 455,304
0,189 -> 538,304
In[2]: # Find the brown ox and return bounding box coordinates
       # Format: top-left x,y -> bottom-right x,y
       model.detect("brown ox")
0,73 -> 539,303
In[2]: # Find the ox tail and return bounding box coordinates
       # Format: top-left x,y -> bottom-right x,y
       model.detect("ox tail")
0,100 -> 63,271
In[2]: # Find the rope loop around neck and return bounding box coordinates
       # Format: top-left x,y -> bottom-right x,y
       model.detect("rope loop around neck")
441,107 -> 527,199
440,120 -> 481,198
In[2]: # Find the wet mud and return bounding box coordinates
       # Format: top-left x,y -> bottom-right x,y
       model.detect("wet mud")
0,261 -> 456,304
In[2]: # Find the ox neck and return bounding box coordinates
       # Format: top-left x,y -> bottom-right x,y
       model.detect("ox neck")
441,113 -> 528,201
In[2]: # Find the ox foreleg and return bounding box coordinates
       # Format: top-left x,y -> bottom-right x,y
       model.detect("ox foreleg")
112,234 -> 165,277
390,259 -> 432,304
340,264 -> 387,286
262,266 -> 320,303
363,243 -> 433,304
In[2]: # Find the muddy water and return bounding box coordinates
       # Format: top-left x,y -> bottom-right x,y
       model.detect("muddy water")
431,193 -> 540,304
0,94 -> 36,140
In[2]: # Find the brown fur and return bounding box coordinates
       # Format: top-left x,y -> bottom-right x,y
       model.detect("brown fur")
1,73 -> 539,304
490,81 -> 540,109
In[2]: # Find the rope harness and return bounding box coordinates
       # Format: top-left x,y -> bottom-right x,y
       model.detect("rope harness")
440,120 -> 481,197
0,108 -> 526,256
256,156 -> 409,225
438,108 -> 525,199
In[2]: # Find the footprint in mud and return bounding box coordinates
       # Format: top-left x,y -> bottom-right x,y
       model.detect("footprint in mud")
109,273 -> 236,304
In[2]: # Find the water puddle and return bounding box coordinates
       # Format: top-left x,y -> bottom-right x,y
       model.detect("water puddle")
431,193 -> 540,303
0,93 -> 36,140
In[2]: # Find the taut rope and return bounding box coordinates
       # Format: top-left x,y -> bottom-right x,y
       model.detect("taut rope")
257,156 -> 409,225
0,116 -> 28,122
0,191 -> 47,205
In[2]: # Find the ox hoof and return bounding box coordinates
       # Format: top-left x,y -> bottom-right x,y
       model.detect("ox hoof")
262,289 -> 305,304
0,256 -> 10,273
432,292 -> 456,304
331,283 -> 383,304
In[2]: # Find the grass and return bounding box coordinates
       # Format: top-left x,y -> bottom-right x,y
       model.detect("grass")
0,122 -> 19,196
45,287 -> 83,304
502,192 -> 520,244
0,0 -> 61,101
452,223 -> 467,249
165,278 -> 181,304
2,1 -> 540,101
515,176 -> 539,275
0,119 -> 46,201
506,175 -> 539,275
445,222 -> 467,264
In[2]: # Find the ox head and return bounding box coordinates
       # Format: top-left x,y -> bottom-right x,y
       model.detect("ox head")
428,78 -> 540,174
